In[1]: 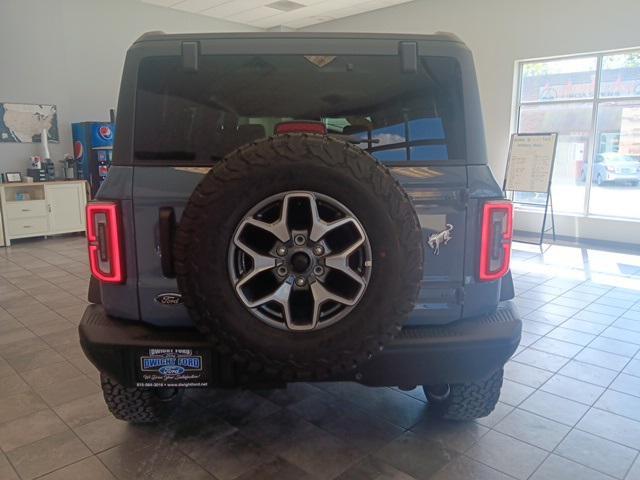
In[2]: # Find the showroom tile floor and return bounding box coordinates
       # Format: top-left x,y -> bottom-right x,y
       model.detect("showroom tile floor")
1,236 -> 640,480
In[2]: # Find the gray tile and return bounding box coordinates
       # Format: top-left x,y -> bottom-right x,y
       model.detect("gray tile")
556,429 -> 637,478
253,383 -> 322,407
531,454 -> 617,480
627,456 -> 640,480
37,457 -> 116,480
74,414 -> 167,453
561,318 -> 608,335
525,311 -> 569,326
0,452 -> 19,480
522,318 -> 556,336
0,373 -> 30,399
590,337 -> 640,357
494,408 -> 570,451
585,303 -> 628,317
540,374 -> 606,405
321,383 -> 427,429
625,359 -> 640,377
577,408 -> 640,449
466,430 -> 547,479
604,327 -> 640,345
504,361 -> 554,388
99,439 -> 214,480
280,426 -> 365,480
335,455 -> 416,480
611,374 -> 640,398
411,416 -> 488,453
576,348 -> 630,371
235,456 -> 317,480
573,310 -> 619,325
513,348 -> 570,371
205,390 -> 281,427
499,379 -> 535,406
5,347 -> 67,373
318,406 -> 404,453
6,430 -> 91,480
375,432 -> 455,480
430,456 -> 513,480
474,401 -> 514,428
0,390 -> 48,424
0,409 -> 68,452
614,318 -> 640,333
530,337 -> 583,357
546,327 -> 596,346
595,390 -> 640,422
242,409 -> 318,454
53,392 -> 110,428
559,360 -> 619,387
20,361 -> 84,390
520,390 -> 589,426
35,375 -> 101,407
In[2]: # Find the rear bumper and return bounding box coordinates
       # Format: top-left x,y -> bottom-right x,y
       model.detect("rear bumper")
79,301 -> 521,388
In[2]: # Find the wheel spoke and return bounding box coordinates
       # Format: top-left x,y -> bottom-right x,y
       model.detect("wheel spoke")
243,280 -> 293,323
242,193 -> 293,243
308,195 -> 358,242
310,279 -> 358,329
233,237 -> 277,289
324,236 -> 367,287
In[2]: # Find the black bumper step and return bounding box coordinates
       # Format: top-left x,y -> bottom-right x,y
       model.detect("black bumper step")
79,302 -> 521,388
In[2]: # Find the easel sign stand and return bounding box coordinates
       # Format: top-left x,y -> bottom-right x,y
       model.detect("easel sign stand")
503,133 -> 559,248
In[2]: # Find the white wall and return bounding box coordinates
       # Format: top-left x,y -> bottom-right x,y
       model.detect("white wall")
303,0 -> 640,244
0,0 -> 256,174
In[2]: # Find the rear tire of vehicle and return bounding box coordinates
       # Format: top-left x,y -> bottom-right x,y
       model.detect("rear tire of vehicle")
423,369 -> 504,421
174,134 -> 423,381
100,374 -> 183,423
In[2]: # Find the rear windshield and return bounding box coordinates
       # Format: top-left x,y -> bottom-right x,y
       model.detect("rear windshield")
134,54 -> 465,164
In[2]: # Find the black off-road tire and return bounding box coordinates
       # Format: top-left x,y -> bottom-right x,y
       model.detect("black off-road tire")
424,369 -> 504,421
174,133 -> 423,381
101,374 -> 183,423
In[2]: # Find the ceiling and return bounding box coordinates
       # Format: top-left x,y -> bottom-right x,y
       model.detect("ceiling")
140,0 -> 414,29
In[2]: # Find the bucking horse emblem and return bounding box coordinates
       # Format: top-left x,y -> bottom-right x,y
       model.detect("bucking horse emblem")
427,224 -> 453,255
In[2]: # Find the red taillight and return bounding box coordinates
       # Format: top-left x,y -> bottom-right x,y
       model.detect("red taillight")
86,202 -> 125,284
479,200 -> 513,282
275,121 -> 327,135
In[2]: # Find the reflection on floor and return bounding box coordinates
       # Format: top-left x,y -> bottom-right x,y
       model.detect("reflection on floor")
1,236 -> 640,479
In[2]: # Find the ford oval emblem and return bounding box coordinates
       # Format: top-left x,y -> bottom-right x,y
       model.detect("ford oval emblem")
155,293 -> 183,305
159,365 -> 185,376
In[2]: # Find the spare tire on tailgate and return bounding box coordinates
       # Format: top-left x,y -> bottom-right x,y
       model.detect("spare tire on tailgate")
174,133 -> 423,380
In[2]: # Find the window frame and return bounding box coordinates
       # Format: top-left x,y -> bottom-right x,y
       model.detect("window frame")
514,47 -> 640,221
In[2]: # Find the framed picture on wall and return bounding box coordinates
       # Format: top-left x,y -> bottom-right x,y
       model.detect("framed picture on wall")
5,172 -> 23,183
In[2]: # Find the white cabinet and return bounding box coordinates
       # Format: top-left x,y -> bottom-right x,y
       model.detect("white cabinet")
0,181 -> 88,246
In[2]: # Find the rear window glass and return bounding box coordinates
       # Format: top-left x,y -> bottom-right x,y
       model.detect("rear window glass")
134,54 -> 465,163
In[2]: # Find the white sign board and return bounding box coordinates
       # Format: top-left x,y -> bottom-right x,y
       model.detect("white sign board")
504,133 -> 558,193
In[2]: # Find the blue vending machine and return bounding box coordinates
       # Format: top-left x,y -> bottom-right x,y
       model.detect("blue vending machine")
71,122 -> 115,196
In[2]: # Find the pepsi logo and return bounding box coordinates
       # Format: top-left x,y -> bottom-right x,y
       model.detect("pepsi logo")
98,125 -> 113,141
73,141 -> 83,160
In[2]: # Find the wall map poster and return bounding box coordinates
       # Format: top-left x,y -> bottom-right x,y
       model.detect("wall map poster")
0,103 -> 59,143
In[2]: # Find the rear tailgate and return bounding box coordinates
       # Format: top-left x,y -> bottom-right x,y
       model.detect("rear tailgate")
391,166 -> 468,325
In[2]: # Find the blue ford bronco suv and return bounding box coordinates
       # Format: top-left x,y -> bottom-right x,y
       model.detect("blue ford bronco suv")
79,32 -> 521,423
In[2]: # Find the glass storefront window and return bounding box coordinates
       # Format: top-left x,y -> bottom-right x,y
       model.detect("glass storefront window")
518,103 -> 593,213
516,48 -> 640,221
520,57 -> 597,103
589,102 -> 640,219
600,52 -> 640,99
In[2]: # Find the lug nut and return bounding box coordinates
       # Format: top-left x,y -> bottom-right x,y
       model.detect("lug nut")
276,266 -> 288,276
294,234 -> 306,246
313,266 -> 324,276
313,245 -> 325,256
276,246 -> 287,256
295,276 -> 307,287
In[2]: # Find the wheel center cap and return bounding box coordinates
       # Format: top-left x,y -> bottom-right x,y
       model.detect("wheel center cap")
290,252 -> 311,273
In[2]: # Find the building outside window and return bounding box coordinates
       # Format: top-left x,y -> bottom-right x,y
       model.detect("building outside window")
514,49 -> 640,220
